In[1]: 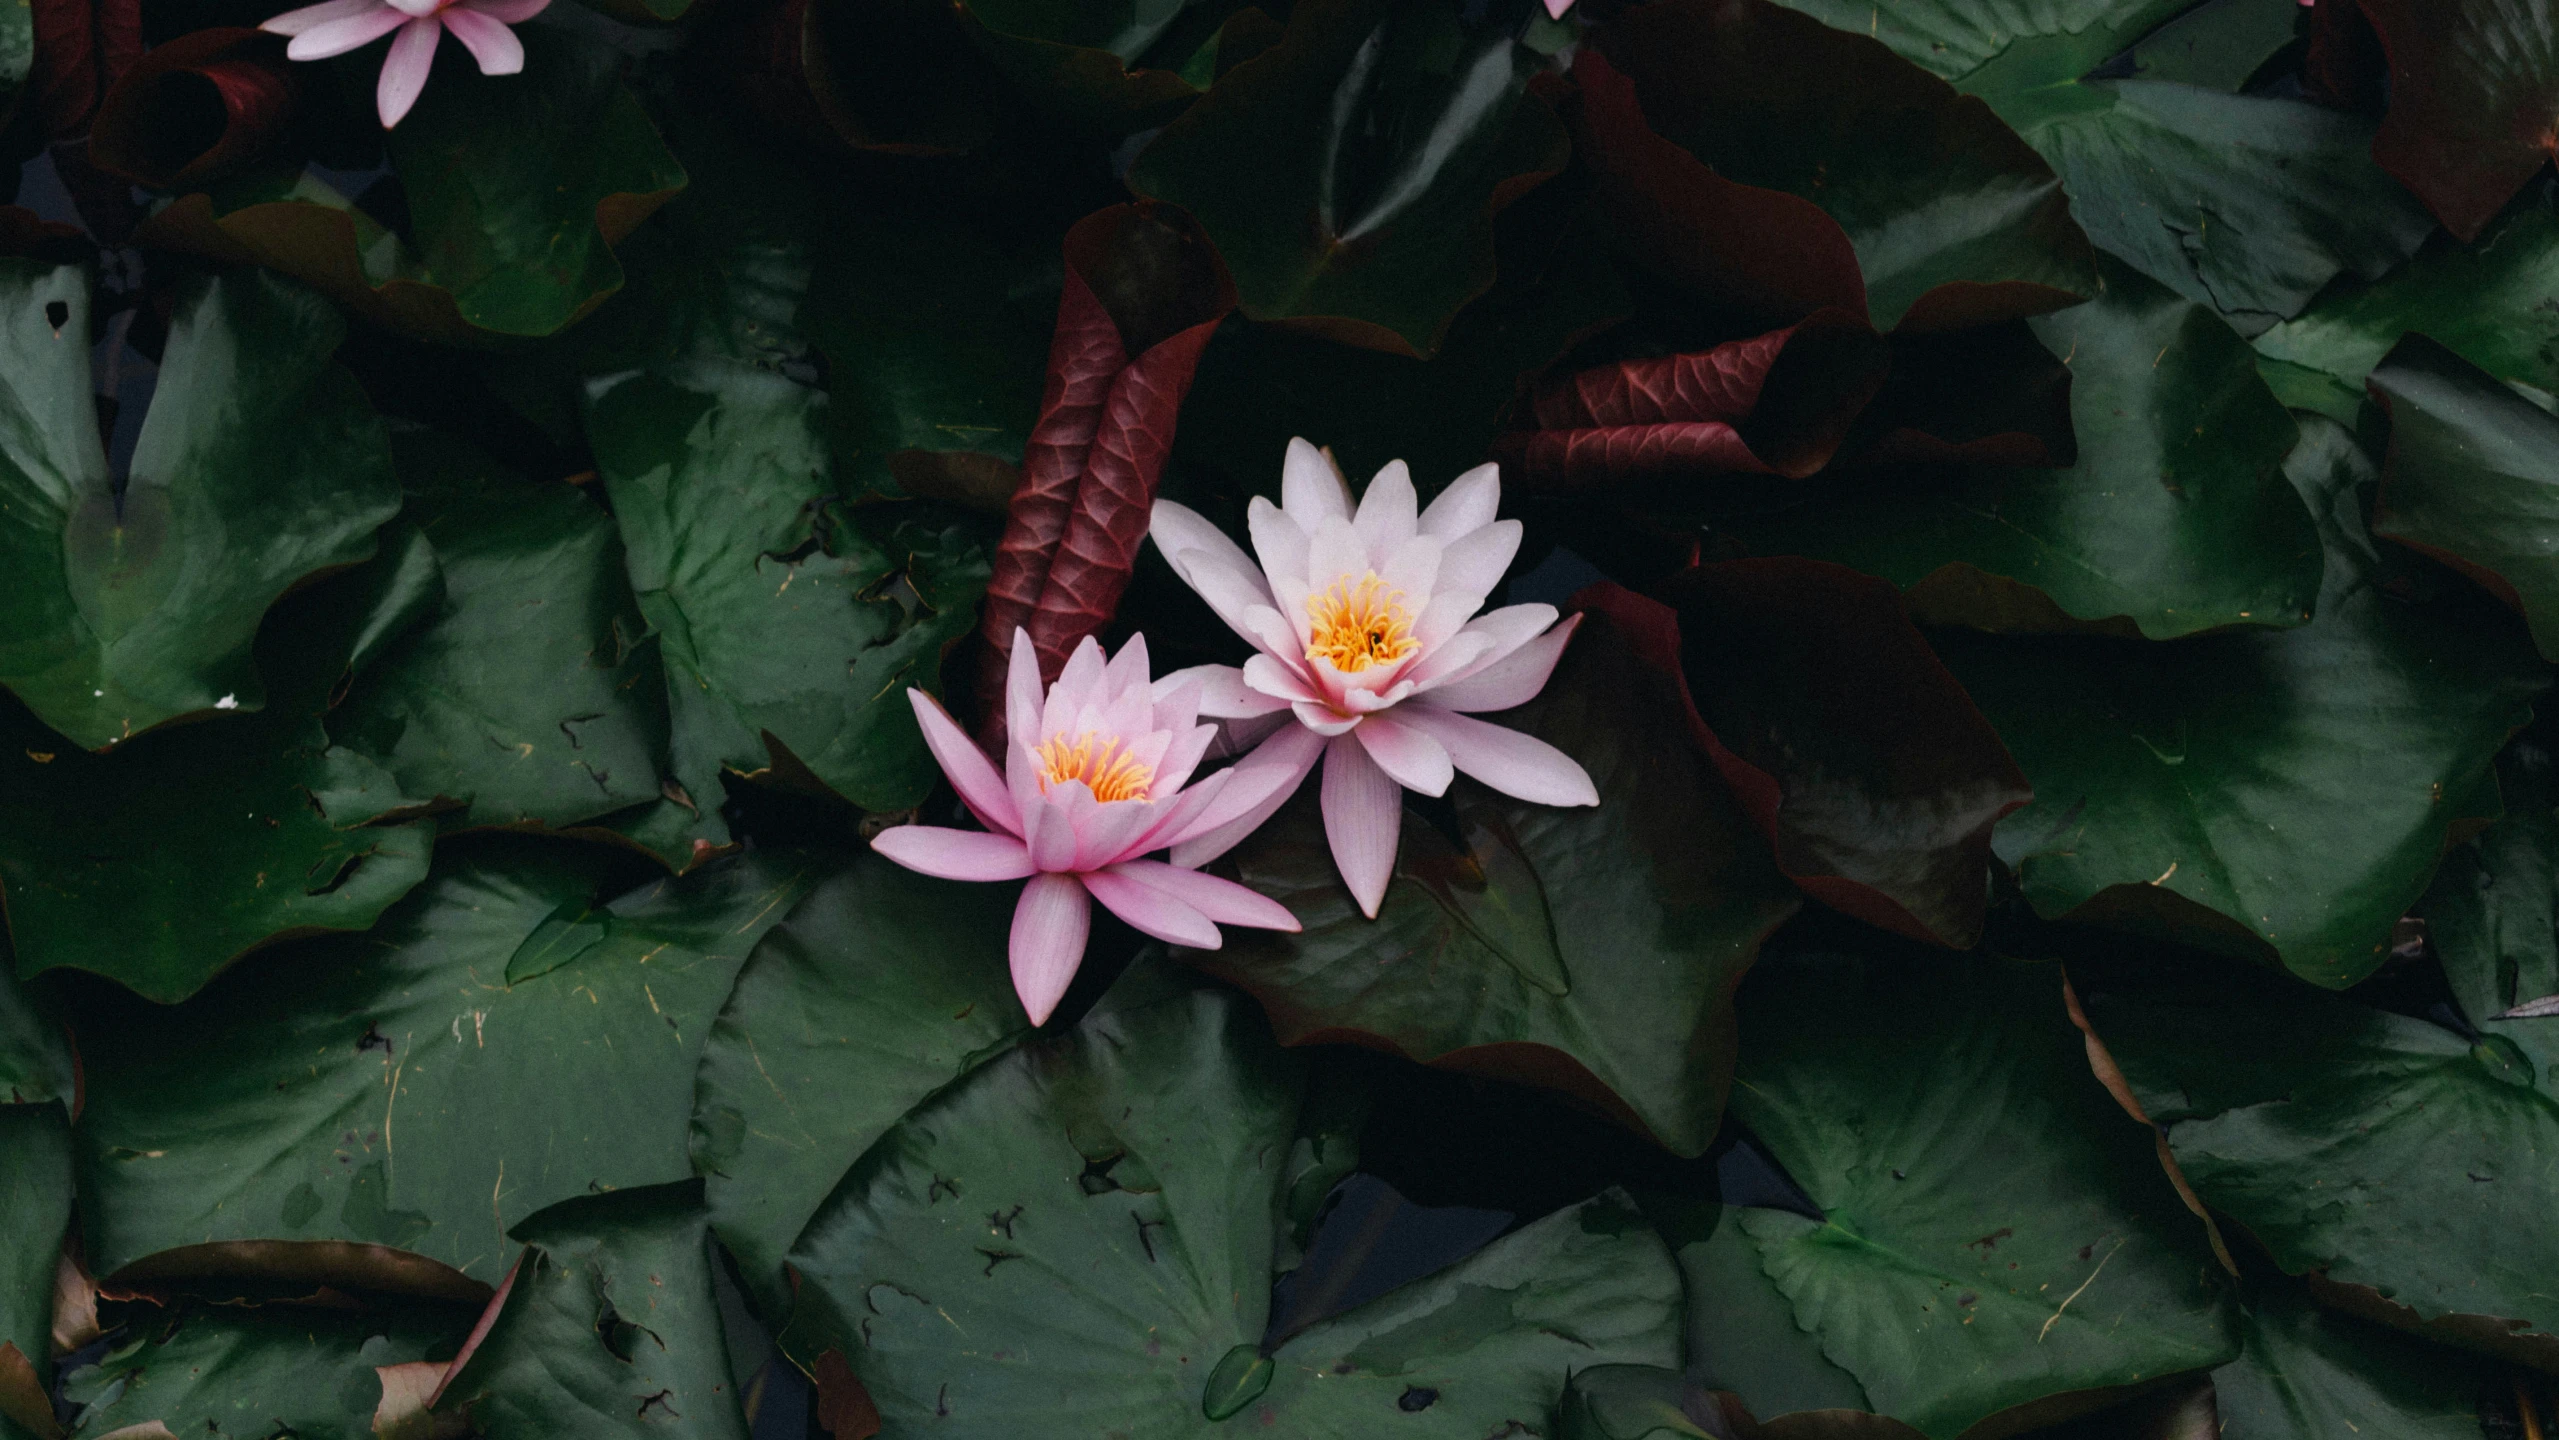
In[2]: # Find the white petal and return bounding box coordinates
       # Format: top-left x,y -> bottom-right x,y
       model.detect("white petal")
1419,462 -> 1501,539
1282,437 -> 1352,527
1159,663 -> 1287,721
1353,459 -> 1418,556
1246,496 -> 1310,596
1422,613 -> 1579,713
1305,514 -> 1369,594
1434,519 -> 1522,602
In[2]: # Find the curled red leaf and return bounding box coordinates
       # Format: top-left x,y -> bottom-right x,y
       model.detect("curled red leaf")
2359,0 -> 2559,241
90,29 -> 297,191
30,0 -> 141,139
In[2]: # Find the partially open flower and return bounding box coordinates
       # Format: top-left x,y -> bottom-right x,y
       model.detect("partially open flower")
870,628 -> 1301,1025
261,0 -> 548,128
1149,439 -> 1597,919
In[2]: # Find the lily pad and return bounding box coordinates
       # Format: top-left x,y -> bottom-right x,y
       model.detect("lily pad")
1708,949 -> 2238,1439
689,852 -> 1030,1317
432,1182 -> 746,1440
70,839 -> 824,1287
141,29 -> 685,342
1,1104 -> 71,1440
0,260 -> 399,751
1767,0 -> 2193,97
1942,415 -> 2544,987
2360,0 -> 2559,240
59,1302 -> 471,1440
330,429 -> 710,867
775,960 -> 1684,1433
0,964 -> 73,1109
1733,257 -> 2320,640
1127,0 -> 1568,357
1208,605 -> 1801,1157
2078,953 -> 2559,1370
2425,744 -> 2559,1050
2366,334 -> 2559,661
2211,1275 -> 2498,1439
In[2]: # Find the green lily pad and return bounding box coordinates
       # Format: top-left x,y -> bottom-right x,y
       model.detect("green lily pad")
0,964 -> 73,1109
2211,1275 -> 2497,1439
330,429 -> 711,866
1733,257 -> 2320,640
2425,743 -> 2559,1072
1767,0 -> 2192,97
1711,949 -> 2237,1439
689,853 -> 1030,1318
70,839 -> 824,1287
1208,606 -> 1801,1157
2364,335 -> 2559,661
0,547 -> 437,1005
2122,0 -> 2306,92
0,261 -> 400,751
60,1301 -> 471,1440
433,1182 -> 746,1439
2078,953 -> 2559,1369
2254,183 -> 2559,424
1,1104 -> 70,1440
1940,415 -> 2544,987
776,960 -> 1684,1432
1997,79 -> 2433,335
959,0 -> 1225,133
142,29 -> 685,342
1128,0 -> 1567,357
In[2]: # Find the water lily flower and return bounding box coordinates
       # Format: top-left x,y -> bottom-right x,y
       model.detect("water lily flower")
871,629 -> 1301,1025
1148,439 -> 1597,919
262,0 -> 549,128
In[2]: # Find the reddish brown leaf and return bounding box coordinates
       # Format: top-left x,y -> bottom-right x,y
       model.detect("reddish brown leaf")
30,0 -> 140,138
812,1348 -> 883,1438
2304,0 -> 2386,112
1840,322 -> 2077,470
90,29 -> 296,191
713,0 -> 998,157
2361,0 -> 2559,240
1587,571 -> 2030,948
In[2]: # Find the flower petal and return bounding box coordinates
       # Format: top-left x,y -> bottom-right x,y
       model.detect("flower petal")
1305,514 -> 1369,597
1005,626 -> 1043,748
1010,873 -> 1091,1025
1292,699 -> 1362,737
1353,459 -> 1418,555
440,6 -> 522,74
1153,500 -> 1276,638
1321,732 -> 1404,919
281,1 -> 405,56
1395,704 -> 1598,806
1433,518 -> 1522,602
907,690 -> 1019,836
373,15 -> 441,126
1282,437 -> 1352,527
1159,663 -> 1286,721
1170,724 -> 1325,866
459,0 -> 549,20
1404,629 -> 1496,692
1244,653 -> 1321,706
1082,868 -> 1223,949
263,0 -> 384,37
1423,612 -> 1579,712
1354,710 -> 1453,796
1246,496 -> 1310,594
1044,635 -> 1110,735
1419,461 -> 1500,539
1107,859 -> 1300,932
1022,791 -> 1080,872
1102,631 -> 1153,704
870,826 -> 1036,882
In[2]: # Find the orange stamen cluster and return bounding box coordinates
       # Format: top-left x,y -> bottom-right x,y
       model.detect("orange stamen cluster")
1034,730 -> 1155,803
1304,571 -> 1420,674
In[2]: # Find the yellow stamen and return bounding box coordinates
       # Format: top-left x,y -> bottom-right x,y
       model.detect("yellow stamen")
1304,571 -> 1420,674
1034,730 -> 1155,803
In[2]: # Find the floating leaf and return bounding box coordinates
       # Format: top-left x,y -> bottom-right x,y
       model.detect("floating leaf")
1766,0 -> 2192,96
1,1104 -> 71,1440
1209,605 -> 1800,1156
2360,0 -> 2559,240
2211,1274 -> 2498,1439
776,960 -> 1683,1432
59,1302 -> 470,1440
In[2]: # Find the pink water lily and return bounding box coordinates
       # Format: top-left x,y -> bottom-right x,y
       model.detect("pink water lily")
262,0 -> 549,128
871,629 -> 1301,1025
1149,439 -> 1597,919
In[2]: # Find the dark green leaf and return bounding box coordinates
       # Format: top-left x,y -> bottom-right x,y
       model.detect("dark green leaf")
1128,0 -> 1568,357
776,960 -> 1683,1432
2366,334 -> 2559,661
2211,1275 -> 2496,1439
0,965 -> 72,1109
1,1104 -> 70,1440
1943,416 -> 2544,987
1715,950 -> 2237,1439
2123,0 -> 2304,91
1768,0 -> 2190,97
62,1302 -> 470,1440
689,854 -> 1029,1317
434,1182 -> 745,1440
960,0 -> 1212,133
0,262 -> 399,750
1209,607 -> 1800,1156
1734,258 -> 2319,640
2254,184 -> 2559,423
1558,1365 -> 1723,1440
2425,745 -> 2559,1031
72,840 -> 824,1285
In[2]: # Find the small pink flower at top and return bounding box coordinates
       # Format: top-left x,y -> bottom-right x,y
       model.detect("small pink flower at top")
262,0 -> 550,129
870,628 -> 1302,1026
1546,0 -> 1575,15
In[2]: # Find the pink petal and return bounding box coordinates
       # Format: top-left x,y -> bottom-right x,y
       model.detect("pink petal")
1044,636 -> 1109,734
1005,627 -> 1043,749
1082,868 -> 1223,949
1170,724 -> 1325,866
1404,630 -> 1496,692
1321,733 -> 1405,919
1010,874 -> 1091,1025
1292,699 -> 1361,737
1282,438 -> 1352,527
1107,860 -> 1300,933
1352,460 -> 1418,555
1101,631 -> 1152,704
1244,653 -> 1321,706
1546,0 -> 1574,17
1246,496 -> 1310,593
1153,722 -> 1218,799
1354,711 -> 1453,796
263,0 -> 384,37
374,15 -> 441,127
1423,613 -> 1579,713
459,0 -> 548,21
1071,792 -> 1156,872
1022,793 -> 1079,872
1395,704 -> 1598,807
1433,520 -> 1522,603
907,690 -> 1019,836
1162,663 -> 1286,721
281,1 -> 405,55
870,826 -> 1036,883
1418,462 -> 1500,539
440,6 -> 522,74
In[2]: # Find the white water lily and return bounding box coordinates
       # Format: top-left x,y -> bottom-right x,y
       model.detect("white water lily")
1149,438 -> 1596,918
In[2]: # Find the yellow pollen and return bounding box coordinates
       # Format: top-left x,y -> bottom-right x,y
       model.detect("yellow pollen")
1305,571 -> 1420,674
1035,730 -> 1155,803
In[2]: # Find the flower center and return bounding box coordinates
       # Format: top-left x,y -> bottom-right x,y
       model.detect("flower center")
1304,571 -> 1420,674
1034,731 -> 1155,804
